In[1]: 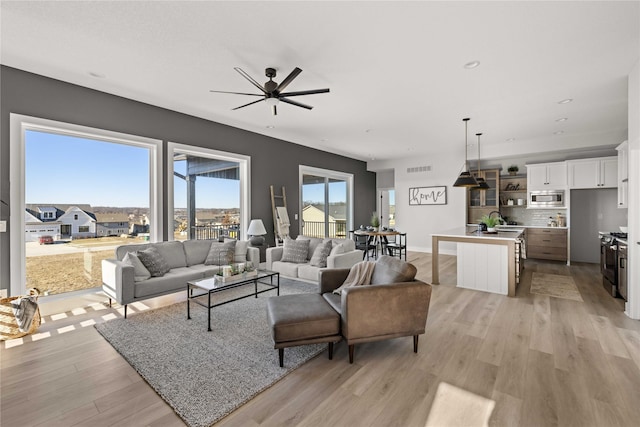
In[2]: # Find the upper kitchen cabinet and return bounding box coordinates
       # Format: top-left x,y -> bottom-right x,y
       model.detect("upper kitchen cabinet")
567,157 -> 617,189
617,141 -> 628,208
467,169 -> 500,224
527,162 -> 567,190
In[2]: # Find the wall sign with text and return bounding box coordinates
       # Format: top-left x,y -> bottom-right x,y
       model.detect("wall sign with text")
409,186 -> 447,205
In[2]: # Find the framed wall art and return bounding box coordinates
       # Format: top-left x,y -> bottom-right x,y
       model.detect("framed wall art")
409,186 -> 447,205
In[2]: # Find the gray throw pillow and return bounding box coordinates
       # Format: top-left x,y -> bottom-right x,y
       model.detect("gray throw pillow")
297,235 -> 321,260
136,246 -> 171,277
205,240 -> 236,265
122,251 -> 151,282
370,255 -> 417,285
225,238 -> 248,263
309,240 -> 333,267
281,238 -> 310,263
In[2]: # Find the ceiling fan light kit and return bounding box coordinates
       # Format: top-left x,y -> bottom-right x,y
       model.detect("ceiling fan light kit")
210,67 -> 329,115
453,118 -> 479,188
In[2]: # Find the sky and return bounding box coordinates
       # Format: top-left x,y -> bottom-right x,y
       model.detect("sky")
26,130 -> 240,208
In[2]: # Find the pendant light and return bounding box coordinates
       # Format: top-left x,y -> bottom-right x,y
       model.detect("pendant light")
453,118 -> 479,187
474,133 -> 490,189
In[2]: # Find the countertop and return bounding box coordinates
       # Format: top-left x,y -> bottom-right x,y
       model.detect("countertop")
433,227 -> 525,241
466,224 -> 568,230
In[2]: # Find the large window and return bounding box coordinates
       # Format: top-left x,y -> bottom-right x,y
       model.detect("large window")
300,166 -> 353,238
10,115 -> 162,298
168,143 -> 250,243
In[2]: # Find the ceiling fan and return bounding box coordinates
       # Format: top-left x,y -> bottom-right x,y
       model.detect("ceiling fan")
210,67 -> 330,115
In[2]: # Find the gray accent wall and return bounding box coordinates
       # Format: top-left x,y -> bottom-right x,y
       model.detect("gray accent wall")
0,66 -> 376,294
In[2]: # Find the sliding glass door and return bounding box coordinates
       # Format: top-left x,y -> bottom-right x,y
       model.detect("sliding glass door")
300,166 -> 352,238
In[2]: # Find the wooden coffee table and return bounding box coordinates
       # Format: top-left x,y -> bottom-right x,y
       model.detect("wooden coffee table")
187,270 -> 279,331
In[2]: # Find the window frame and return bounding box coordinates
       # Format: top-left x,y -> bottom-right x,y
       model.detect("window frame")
299,165 -> 353,237
166,142 -> 251,241
9,114 -> 163,297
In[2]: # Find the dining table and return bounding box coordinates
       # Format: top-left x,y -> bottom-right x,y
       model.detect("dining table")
353,229 -> 400,257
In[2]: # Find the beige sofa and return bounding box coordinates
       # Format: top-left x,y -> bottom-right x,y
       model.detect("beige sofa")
266,237 -> 363,282
102,240 -> 259,317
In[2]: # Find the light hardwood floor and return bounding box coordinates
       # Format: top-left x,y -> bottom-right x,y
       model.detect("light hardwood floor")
2,253 -> 640,427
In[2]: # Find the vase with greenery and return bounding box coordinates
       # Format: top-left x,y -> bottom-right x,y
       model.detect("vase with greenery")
507,165 -> 519,175
370,212 -> 380,230
480,214 -> 501,232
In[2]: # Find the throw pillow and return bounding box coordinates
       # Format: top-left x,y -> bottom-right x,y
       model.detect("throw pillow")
205,240 -> 236,265
309,240 -> 333,267
226,238 -> 248,263
136,246 -> 171,277
296,235 -> 321,260
122,251 -> 151,282
281,238 -> 310,263
329,242 -> 345,257
370,255 -> 417,285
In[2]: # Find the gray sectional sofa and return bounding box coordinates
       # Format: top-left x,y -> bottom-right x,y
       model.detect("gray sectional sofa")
266,236 -> 362,282
102,240 -> 259,317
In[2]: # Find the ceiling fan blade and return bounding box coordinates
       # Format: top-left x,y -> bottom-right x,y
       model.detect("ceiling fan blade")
279,88 -> 330,97
279,97 -> 313,110
275,67 -> 302,93
234,67 -> 267,94
209,90 -> 263,96
272,105 -> 277,116
232,98 -> 264,110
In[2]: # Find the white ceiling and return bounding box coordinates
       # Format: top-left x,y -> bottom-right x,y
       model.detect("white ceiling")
1,1 -> 639,163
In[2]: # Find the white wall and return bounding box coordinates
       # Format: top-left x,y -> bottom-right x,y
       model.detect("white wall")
626,59 -> 639,319
370,152 -> 466,255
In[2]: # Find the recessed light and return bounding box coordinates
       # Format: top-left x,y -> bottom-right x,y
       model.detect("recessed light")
506,138 -> 516,142
464,61 -> 480,69
88,71 -> 106,78
553,130 -> 564,135
266,125 -> 275,129
558,98 -> 573,104
365,129 -> 372,133
555,117 -> 568,122
320,138 -> 328,142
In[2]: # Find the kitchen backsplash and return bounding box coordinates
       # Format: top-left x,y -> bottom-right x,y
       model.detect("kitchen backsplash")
500,207 -> 566,227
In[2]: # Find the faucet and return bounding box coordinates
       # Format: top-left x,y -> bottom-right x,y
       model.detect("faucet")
488,211 -> 504,225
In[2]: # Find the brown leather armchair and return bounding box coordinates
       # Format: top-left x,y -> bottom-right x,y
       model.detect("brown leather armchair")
318,255 -> 432,363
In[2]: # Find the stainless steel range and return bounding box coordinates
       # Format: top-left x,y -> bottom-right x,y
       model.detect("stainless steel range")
599,232 -> 628,300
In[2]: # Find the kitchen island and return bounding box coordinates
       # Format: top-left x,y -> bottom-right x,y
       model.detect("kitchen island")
431,227 -> 525,296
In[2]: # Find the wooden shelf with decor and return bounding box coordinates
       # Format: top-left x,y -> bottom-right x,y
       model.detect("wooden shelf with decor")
499,174 -> 527,208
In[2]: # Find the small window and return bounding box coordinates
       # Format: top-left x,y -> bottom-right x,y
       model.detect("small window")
79,226 -> 89,233
74,214 -> 78,220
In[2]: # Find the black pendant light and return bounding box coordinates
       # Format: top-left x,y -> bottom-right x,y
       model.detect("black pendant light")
474,133 -> 490,189
453,118 -> 479,187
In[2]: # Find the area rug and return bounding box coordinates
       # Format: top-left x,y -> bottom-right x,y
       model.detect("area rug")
95,278 -> 325,427
530,272 -> 583,302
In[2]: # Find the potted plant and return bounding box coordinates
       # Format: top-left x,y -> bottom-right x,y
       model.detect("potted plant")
370,212 -> 380,231
480,214 -> 501,232
507,165 -> 519,176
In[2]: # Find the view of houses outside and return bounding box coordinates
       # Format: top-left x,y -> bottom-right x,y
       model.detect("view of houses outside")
25,130 -> 240,296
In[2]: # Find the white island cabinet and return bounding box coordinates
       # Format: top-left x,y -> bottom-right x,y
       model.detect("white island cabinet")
431,227 -> 524,297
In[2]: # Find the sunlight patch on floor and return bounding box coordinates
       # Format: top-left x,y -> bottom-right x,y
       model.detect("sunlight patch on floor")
425,382 -> 495,427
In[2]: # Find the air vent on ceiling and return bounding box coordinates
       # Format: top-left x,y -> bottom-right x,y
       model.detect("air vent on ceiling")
407,165 -> 431,173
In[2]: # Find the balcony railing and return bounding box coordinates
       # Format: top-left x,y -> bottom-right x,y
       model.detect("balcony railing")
191,223 -> 240,240
302,220 -> 347,239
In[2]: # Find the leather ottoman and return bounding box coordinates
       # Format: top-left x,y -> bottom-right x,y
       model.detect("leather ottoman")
266,293 -> 341,367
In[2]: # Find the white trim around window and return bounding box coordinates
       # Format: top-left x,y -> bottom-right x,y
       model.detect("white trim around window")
166,142 -> 251,241
299,165 -> 354,236
9,114 -> 163,297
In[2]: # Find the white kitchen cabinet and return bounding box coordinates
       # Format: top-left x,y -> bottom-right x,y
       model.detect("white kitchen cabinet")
617,141 -> 628,208
527,162 -> 567,190
567,157 -> 617,189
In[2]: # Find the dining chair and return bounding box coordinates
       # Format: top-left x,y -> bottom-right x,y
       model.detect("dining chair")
350,230 -> 377,260
385,233 -> 407,260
